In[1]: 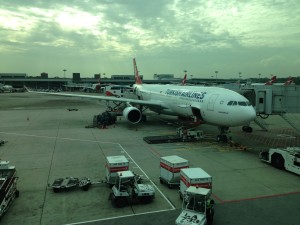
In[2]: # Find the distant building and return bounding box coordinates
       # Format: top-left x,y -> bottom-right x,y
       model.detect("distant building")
153,74 -> 174,80
111,75 -> 143,80
94,74 -> 100,79
0,73 -> 27,79
72,73 -> 80,82
40,72 -> 48,79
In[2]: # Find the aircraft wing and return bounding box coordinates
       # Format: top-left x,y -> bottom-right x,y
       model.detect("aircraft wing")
28,90 -> 166,109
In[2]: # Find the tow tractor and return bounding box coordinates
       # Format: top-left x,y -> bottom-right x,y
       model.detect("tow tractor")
260,147 -> 300,175
176,186 -> 214,225
0,161 -> 19,219
50,177 -> 91,193
110,171 -> 155,208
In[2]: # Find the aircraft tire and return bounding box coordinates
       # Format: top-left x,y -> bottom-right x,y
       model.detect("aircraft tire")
242,126 -> 253,133
113,196 -> 127,208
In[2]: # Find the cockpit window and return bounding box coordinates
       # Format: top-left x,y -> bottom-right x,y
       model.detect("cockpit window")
232,101 -> 237,106
227,101 -> 233,106
238,101 -> 247,106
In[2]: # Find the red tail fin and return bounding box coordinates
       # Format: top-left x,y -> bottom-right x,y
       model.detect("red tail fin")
133,58 -> 142,85
181,72 -> 187,85
265,75 -> 277,85
284,76 -> 294,85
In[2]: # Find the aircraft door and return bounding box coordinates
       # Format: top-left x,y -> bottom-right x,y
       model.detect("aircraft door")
207,94 -> 219,111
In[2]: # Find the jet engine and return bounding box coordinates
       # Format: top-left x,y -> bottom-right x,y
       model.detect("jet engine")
122,106 -> 142,124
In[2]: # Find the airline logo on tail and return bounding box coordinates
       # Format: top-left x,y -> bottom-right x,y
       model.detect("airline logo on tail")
133,58 -> 142,85
265,75 -> 277,85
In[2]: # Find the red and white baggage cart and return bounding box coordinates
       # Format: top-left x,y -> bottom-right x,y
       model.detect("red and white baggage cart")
179,168 -> 212,199
105,155 -> 129,186
160,155 -> 189,188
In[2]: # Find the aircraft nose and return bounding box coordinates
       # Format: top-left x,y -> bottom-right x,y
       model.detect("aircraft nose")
244,107 -> 256,123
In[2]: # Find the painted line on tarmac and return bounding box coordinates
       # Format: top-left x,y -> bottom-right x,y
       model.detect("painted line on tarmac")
0,131 -> 123,145
63,208 -> 175,225
118,143 -> 176,210
0,131 -> 176,210
218,190 -> 300,204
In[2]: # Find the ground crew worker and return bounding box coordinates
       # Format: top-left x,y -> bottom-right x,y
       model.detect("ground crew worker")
206,199 -> 215,225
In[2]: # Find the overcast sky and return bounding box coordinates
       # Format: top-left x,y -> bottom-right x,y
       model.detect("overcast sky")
1,0 -> 299,79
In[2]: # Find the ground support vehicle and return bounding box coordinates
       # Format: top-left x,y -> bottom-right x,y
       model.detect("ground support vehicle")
110,171 -> 155,208
50,177 -> 91,193
177,127 -> 204,141
94,112 -> 117,127
176,186 -> 214,225
0,140 -> 7,146
105,155 -> 130,187
0,161 -> 19,219
260,147 -> 300,175
179,168 -> 212,199
160,155 -> 189,188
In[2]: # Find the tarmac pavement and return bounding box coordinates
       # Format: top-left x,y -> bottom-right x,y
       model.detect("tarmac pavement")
0,92 -> 299,225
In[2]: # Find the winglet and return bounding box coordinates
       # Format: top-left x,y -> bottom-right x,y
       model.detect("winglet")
133,58 -> 143,85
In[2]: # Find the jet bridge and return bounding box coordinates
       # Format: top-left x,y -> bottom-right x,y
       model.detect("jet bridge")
241,85 -> 300,133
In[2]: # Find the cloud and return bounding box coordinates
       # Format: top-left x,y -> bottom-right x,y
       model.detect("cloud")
0,0 -> 299,77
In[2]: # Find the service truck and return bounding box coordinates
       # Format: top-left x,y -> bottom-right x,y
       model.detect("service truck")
260,147 -> 300,175
179,168 -> 212,199
110,171 -> 155,208
160,155 -> 189,188
105,155 -> 129,186
0,161 -> 19,219
176,186 -> 214,225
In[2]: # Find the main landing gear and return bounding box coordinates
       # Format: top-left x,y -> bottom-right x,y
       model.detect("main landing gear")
217,125 -> 253,143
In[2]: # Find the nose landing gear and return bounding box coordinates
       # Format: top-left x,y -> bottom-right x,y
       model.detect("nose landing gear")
217,127 -> 230,142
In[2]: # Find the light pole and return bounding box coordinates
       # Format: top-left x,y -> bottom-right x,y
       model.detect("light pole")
238,72 -> 242,79
215,71 -> 218,82
63,69 -> 67,91
258,73 -> 261,81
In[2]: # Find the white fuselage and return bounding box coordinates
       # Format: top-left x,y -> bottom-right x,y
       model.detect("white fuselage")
134,84 -> 256,127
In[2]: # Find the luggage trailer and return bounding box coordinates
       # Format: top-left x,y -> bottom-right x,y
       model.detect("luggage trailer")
159,155 -> 189,188
0,161 -> 19,218
179,168 -> 212,199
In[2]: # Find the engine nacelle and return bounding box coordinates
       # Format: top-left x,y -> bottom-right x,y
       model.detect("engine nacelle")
123,106 -> 142,124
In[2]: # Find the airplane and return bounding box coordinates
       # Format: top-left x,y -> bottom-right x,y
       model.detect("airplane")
82,79 -> 110,92
26,58 -> 257,142
264,75 -> 277,85
104,85 -> 133,97
181,72 -> 187,85
284,76 -> 294,85
253,75 -> 294,86
0,84 -> 13,93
